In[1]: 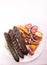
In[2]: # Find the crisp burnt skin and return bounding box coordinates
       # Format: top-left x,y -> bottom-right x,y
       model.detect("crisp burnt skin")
8,30 -> 24,58
4,33 -> 19,62
13,26 -> 28,55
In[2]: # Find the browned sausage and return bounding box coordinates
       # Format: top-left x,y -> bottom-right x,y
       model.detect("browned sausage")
13,26 -> 28,55
8,30 -> 24,58
4,33 -> 19,62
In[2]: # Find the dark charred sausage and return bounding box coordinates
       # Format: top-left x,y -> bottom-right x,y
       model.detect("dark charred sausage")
4,33 -> 19,62
13,26 -> 28,55
8,30 -> 24,58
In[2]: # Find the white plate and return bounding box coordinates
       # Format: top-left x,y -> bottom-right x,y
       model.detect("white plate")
0,21 -> 46,64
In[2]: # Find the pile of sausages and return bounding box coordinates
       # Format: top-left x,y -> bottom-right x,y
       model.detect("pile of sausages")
4,26 -> 28,62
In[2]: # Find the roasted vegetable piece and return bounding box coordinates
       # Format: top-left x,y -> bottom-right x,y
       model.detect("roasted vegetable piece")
8,30 -> 24,58
18,25 -> 30,35
30,42 -> 39,45
29,45 -> 37,51
28,48 -> 34,55
25,38 -> 31,44
31,26 -> 38,34
13,26 -> 28,55
29,34 -> 37,42
4,33 -> 19,62
34,31 -> 43,41
25,23 -> 32,29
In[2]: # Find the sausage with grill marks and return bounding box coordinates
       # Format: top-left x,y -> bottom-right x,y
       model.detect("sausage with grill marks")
4,33 -> 19,62
13,26 -> 28,55
8,30 -> 24,58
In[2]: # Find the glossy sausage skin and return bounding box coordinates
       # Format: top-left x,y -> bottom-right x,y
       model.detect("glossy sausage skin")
4,33 -> 19,62
8,30 -> 24,58
13,26 -> 28,55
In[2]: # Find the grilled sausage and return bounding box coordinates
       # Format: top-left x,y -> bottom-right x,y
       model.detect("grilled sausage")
13,26 -> 28,55
8,30 -> 24,58
4,33 -> 19,62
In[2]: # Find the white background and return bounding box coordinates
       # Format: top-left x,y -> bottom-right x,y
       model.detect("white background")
0,0 -> 47,65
